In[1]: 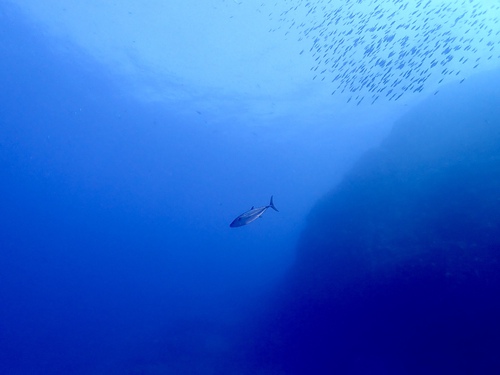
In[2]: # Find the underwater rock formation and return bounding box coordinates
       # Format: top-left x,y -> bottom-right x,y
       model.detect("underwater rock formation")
254,70 -> 500,375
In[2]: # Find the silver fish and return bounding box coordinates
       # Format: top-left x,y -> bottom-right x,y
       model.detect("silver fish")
230,196 -> 279,228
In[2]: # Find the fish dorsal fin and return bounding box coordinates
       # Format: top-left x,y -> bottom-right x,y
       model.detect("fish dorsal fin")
251,206 -> 254,210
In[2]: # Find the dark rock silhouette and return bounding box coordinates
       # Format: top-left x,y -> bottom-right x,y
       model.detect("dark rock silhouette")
254,70 -> 500,375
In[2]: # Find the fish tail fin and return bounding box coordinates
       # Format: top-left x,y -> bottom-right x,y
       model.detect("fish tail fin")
269,195 -> 279,212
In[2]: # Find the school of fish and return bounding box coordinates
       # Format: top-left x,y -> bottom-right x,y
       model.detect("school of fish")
232,0 -> 500,105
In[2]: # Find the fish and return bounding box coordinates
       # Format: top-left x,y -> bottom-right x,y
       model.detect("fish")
230,196 -> 279,228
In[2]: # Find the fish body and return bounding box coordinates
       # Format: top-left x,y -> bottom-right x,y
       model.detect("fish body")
230,196 -> 278,227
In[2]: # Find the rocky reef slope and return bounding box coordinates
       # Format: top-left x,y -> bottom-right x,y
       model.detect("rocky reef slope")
255,70 -> 500,375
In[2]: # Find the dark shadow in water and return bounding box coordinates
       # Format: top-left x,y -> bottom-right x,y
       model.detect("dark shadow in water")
250,70 -> 500,375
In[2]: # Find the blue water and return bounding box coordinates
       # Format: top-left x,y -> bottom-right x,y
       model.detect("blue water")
1,2 -> 500,374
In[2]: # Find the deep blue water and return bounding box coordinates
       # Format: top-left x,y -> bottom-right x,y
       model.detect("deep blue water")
1,2 -> 500,375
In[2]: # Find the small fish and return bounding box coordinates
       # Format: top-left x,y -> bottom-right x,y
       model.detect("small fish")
230,196 -> 279,228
